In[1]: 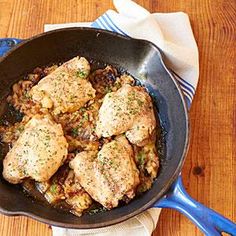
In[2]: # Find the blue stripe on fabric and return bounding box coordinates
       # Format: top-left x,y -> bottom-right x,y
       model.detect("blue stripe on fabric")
104,13 -> 129,36
183,93 -> 191,109
102,15 -> 120,33
177,79 -> 194,100
97,18 -> 109,30
91,21 -> 101,29
100,16 -> 120,33
171,73 -> 194,100
91,19 -> 104,29
180,85 -> 193,102
97,17 -> 120,34
175,76 -> 195,97
171,69 -> 196,93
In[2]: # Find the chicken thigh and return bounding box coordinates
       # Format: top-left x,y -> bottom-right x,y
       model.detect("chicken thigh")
3,115 -> 68,184
70,135 -> 140,209
96,84 -> 156,146
30,56 -> 96,115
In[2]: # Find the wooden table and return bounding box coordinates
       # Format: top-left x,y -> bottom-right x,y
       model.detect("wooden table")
0,0 -> 235,235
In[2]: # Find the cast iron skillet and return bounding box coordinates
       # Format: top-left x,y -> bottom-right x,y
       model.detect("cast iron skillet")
0,28 -> 235,235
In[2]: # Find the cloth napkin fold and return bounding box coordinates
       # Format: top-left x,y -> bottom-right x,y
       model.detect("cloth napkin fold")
52,208 -> 161,236
45,0 -> 199,235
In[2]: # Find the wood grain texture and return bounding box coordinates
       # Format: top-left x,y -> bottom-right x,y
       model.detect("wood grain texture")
0,0 -> 235,235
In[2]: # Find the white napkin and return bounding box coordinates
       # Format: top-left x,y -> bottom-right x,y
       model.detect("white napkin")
45,0 -> 199,235
52,208 -> 161,236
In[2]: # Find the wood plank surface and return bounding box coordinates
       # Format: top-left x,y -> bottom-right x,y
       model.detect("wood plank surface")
0,0 -> 235,235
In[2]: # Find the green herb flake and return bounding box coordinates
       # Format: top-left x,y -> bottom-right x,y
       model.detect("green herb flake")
82,113 -> 89,121
50,184 -> 58,194
115,81 -> 121,89
76,70 -> 87,78
137,99 -> 144,106
71,127 -> 78,137
79,107 -> 86,112
105,86 -> 112,94
17,126 -> 25,133
87,93 -> 94,98
137,150 -> 145,166
88,207 -> 107,215
23,91 -> 32,100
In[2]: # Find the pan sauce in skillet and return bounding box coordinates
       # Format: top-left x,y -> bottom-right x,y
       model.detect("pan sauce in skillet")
0,56 -> 164,216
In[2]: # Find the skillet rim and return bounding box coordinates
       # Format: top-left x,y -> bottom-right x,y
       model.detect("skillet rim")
0,27 -> 189,228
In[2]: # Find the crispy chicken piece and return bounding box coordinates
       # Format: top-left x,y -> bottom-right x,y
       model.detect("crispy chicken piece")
70,136 -> 140,209
63,170 -> 92,216
36,167 -> 92,216
30,57 -> 96,115
96,84 -> 156,146
2,115 -> 68,184
134,143 -> 159,193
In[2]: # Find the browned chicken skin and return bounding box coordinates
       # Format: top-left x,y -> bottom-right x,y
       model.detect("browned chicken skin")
36,167 -> 92,216
3,115 -> 68,184
70,135 -> 140,209
30,57 -> 96,115
96,84 -> 156,146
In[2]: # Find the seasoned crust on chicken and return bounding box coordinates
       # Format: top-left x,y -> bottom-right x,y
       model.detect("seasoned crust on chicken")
96,84 -> 156,146
30,57 -> 96,115
63,170 -> 93,216
3,115 -> 68,184
70,136 -> 140,209
36,168 -> 92,216
134,143 -> 159,193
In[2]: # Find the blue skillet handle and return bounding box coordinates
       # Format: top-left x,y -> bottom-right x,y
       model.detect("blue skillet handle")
154,175 -> 236,235
0,38 -> 23,56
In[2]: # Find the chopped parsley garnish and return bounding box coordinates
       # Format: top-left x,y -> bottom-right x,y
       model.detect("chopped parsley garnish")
17,126 -> 24,133
88,207 -> 107,215
76,70 -> 87,78
137,150 -> 145,166
71,127 -> 78,137
79,107 -> 86,112
50,184 -> 58,194
23,91 -> 32,100
105,86 -> 112,94
82,113 -> 89,121
115,81 -> 121,89
137,99 -> 144,106
87,93 -> 94,97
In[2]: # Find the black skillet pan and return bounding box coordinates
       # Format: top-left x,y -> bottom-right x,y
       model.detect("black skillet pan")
0,28 -> 235,236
